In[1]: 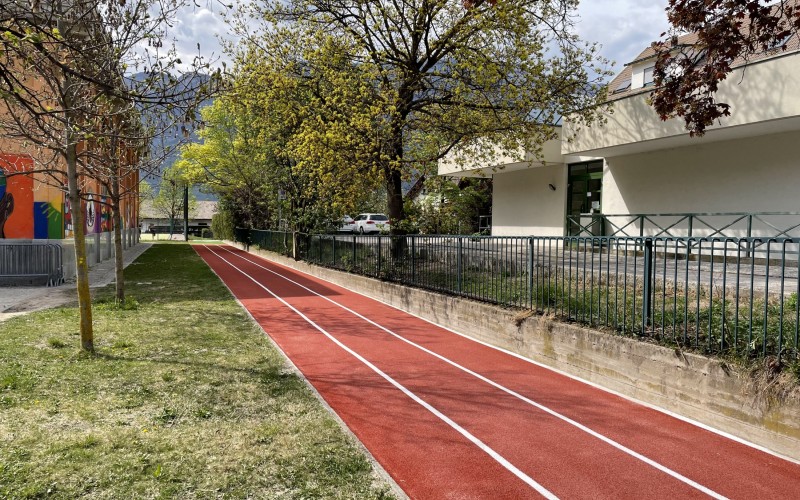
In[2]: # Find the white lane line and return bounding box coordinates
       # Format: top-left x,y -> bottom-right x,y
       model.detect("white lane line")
201,245 -> 558,499
218,245 -> 729,500
230,250 -> 800,468
190,246 -> 409,499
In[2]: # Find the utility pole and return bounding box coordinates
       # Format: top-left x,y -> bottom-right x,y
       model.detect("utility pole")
183,184 -> 189,241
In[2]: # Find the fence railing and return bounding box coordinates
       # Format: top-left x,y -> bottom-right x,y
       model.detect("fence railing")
567,212 -> 800,259
235,229 -> 800,363
0,242 -> 64,286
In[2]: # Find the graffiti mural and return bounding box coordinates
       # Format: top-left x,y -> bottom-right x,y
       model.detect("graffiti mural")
0,152 -> 137,239
84,194 -> 98,234
0,154 -> 34,239
0,170 -> 13,238
64,198 -> 73,237
0,154 -> 66,239
100,196 -> 113,232
33,173 -> 64,239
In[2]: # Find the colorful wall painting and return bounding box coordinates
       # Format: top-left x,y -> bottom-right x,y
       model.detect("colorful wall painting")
100,196 -> 113,232
33,174 -> 65,239
0,152 -> 138,240
0,154 -> 34,239
0,169 -> 11,238
64,198 -> 74,238
84,194 -> 99,234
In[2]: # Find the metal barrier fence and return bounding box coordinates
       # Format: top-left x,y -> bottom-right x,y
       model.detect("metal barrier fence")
0,242 -> 64,286
236,229 -> 800,362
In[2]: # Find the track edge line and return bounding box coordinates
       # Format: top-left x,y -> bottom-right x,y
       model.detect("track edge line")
192,245 -> 409,500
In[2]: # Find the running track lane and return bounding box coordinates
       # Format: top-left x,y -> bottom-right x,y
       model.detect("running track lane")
195,244 -> 800,499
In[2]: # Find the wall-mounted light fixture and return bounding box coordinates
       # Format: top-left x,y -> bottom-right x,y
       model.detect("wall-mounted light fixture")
548,183 -> 556,191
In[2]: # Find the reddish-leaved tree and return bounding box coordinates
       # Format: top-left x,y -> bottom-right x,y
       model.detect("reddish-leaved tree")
652,0 -> 800,136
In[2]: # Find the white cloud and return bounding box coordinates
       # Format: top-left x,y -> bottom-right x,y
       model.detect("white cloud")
171,5 -> 235,70
163,0 -> 671,77
575,0 -> 670,75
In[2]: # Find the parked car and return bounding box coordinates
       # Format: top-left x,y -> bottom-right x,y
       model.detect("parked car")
353,213 -> 391,234
338,215 -> 355,233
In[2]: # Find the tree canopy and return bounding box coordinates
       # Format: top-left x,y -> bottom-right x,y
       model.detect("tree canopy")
225,0 -> 610,230
652,0 -> 800,135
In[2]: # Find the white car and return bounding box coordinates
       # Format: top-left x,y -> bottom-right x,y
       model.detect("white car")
353,213 -> 391,234
338,215 -> 355,232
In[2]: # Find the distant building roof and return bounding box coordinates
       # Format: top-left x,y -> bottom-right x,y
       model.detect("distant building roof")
140,199 -> 217,220
194,200 -> 217,220
606,28 -> 800,102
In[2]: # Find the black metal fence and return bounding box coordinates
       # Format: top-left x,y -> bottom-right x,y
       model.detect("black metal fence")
567,212 -> 800,257
235,228 -> 800,363
0,242 -> 64,286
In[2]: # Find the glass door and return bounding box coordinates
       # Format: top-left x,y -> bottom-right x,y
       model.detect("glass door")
567,161 -> 603,236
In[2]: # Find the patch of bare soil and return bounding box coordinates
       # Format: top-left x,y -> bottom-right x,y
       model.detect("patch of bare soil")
0,287 -> 75,322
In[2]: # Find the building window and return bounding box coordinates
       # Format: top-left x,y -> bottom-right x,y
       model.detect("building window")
612,78 -> 631,94
643,66 -> 655,87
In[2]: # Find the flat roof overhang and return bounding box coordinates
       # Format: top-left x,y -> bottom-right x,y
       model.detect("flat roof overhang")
564,115 -> 800,158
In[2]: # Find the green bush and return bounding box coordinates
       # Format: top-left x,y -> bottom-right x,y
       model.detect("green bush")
212,210 -> 235,241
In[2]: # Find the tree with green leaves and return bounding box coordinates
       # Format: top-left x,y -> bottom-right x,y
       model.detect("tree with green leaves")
404,176 -> 490,235
231,0 -> 609,232
176,54 -> 383,234
174,95 -> 274,231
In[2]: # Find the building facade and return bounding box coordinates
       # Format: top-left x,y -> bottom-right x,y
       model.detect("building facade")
0,150 -> 139,241
439,34 -> 800,239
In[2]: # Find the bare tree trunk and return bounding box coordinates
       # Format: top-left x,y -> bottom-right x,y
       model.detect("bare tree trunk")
386,167 -> 404,230
54,13 -> 93,351
66,140 -> 94,352
111,175 -> 125,304
386,115 -> 406,235
386,122 -> 407,258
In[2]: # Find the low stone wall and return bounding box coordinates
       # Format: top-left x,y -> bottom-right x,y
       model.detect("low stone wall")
243,245 -> 800,461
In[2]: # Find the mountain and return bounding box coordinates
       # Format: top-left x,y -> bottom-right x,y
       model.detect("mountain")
130,72 -> 217,201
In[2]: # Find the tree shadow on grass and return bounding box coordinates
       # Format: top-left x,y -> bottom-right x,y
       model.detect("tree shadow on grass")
93,351 -> 295,381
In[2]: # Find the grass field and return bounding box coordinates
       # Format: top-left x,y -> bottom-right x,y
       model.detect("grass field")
0,243 -> 394,499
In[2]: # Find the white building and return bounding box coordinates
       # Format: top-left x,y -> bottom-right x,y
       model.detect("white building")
439,33 -> 800,239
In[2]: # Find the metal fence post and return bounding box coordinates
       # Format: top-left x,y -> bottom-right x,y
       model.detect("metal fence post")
377,235 -> 382,277
528,237 -> 534,309
642,239 -> 654,330
457,237 -> 463,293
746,215 -> 753,259
411,236 -> 416,283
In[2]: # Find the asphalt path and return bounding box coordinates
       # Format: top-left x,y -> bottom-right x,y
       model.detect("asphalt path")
196,244 -> 800,499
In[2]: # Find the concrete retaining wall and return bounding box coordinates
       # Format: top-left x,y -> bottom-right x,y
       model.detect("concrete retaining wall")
243,245 -> 800,461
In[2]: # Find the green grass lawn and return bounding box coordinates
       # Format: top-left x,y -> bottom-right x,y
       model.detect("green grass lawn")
0,243 -> 394,499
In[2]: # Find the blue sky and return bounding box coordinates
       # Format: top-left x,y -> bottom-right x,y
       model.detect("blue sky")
170,1 -> 671,79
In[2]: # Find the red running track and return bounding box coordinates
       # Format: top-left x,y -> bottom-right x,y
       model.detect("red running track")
196,244 -> 800,499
